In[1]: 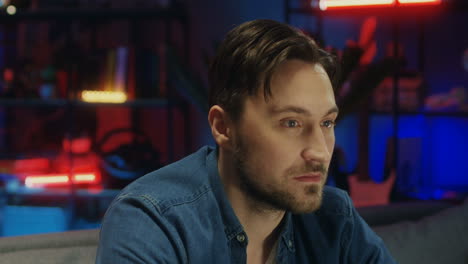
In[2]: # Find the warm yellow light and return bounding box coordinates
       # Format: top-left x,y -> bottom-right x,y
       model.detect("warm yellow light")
81,90 -> 127,103
73,173 -> 96,183
25,175 -> 69,188
6,5 -> 16,15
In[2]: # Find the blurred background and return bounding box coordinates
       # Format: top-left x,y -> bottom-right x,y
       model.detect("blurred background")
0,0 -> 466,237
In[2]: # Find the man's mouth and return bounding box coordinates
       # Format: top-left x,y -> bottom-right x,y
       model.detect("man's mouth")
293,173 -> 322,183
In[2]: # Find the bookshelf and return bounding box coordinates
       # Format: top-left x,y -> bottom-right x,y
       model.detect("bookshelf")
0,3 -> 193,181
0,2 -> 197,232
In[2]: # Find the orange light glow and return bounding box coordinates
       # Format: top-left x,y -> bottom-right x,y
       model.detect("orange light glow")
319,0 -> 395,10
398,0 -> 441,5
81,90 -> 127,103
25,172 -> 100,188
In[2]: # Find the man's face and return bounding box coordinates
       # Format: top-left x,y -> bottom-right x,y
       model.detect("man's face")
231,60 -> 337,213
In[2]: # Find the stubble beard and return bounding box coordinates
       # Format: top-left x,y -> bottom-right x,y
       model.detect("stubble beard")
232,136 -> 327,214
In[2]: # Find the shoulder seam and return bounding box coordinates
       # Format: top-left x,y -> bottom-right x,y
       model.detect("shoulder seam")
140,194 -> 163,212
159,184 -> 212,214
136,184 -> 212,215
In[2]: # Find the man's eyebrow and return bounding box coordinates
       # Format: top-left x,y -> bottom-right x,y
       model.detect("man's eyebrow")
270,105 -> 339,116
270,106 -> 311,115
326,106 -> 339,116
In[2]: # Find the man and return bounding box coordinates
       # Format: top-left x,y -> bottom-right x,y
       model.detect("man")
96,19 -> 397,263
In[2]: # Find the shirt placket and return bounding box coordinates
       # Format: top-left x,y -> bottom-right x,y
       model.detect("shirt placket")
276,236 -> 295,264
229,231 -> 248,263
276,213 -> 296,264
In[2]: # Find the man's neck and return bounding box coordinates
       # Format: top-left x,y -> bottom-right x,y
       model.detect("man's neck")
218,151 -> 285,263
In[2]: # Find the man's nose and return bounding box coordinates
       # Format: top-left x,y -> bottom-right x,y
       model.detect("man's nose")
301,127 -> 331,164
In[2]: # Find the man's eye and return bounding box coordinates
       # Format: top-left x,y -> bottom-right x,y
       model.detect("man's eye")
281,119 -> 301,128
322,120 -> 336,128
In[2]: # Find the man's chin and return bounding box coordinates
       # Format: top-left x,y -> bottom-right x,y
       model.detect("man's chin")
289,185 -> 324,213
290,192 -> 323,214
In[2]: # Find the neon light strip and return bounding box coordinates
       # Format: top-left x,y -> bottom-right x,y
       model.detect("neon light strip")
25,173 -> 99,188
73,174 -> 97,183
25,175 -> 69,187
320,0 -> 395,10
399,0 -> 440,4
81,90 -> 127,103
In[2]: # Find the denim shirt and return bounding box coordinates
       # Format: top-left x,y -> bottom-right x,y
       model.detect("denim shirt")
96,146 -> 397,264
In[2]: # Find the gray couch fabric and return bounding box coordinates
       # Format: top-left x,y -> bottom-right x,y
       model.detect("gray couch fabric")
373,199 -> 468,264
0,228 -> 98,264
0,199 -> 466,264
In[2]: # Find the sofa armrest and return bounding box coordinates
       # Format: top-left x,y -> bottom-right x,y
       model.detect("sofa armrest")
371,199 -> 468,264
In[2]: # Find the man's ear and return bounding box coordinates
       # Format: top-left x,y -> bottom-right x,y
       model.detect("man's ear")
208,105 -> 233,150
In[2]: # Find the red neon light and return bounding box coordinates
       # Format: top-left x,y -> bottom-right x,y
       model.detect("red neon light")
398,0 -> 441,5
320,0 -> 395,10
25,173 -> 99,188
319,0 -> 440,9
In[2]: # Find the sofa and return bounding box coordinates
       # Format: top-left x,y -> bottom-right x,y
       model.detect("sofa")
0,198 -> 466,264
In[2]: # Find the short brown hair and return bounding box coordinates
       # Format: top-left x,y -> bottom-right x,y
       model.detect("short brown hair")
209,19 -> 338,122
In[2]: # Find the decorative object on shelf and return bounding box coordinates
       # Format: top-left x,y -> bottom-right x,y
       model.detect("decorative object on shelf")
349,169 -> 396,207
349,136 -> 397,207
424,86 -> 467,111
95,128 -> 161,189
372,71 -> 425,111
39,65 -> 56,99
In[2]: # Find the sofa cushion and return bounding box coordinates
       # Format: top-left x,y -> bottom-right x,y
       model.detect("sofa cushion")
0,228 -> 99,264
358,200 -> 453,226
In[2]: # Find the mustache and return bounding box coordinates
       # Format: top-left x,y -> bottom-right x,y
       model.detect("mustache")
286,163 -> 327,176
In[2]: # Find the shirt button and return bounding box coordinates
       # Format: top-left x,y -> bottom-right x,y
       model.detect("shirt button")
287,240 -> 293,249
236,234 -> 246,243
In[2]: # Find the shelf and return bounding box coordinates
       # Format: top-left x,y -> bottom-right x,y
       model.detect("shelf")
0,7 -> 187,22
2,186 -> 120,199
0,2 -> 192,172
0,98 -> 176,108
76,99 -> 172,108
